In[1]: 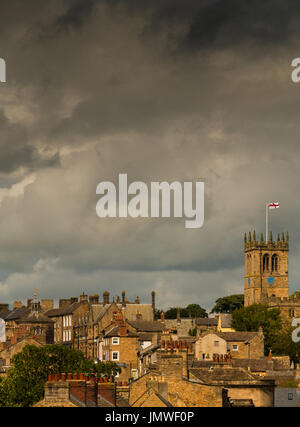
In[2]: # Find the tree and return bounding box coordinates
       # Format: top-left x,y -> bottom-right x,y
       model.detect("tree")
272,326 -> 300,365
231,304 -> 282,354
183,304 -> 208,318
211,294 -> 244,314
189,327 -> 197,337
164,304 -> 207,319
0,344 -> 121,407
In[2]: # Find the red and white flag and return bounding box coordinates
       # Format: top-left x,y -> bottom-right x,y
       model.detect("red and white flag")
268,202 -> 280,210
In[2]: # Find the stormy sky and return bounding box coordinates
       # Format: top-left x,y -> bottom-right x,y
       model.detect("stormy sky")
0,0 -> 300,311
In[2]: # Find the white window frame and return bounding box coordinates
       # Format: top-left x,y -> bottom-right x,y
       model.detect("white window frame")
112,337 -> 120,345
232,344 -> 239,351
112,351 -> 119,361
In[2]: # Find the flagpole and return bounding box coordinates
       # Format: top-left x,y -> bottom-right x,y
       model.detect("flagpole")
265,202 -> 268,243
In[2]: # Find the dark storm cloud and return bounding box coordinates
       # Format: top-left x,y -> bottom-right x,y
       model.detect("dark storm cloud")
55,0 -> 97,30
0,110 -> 59,173
1,0 -> 300,309
134,0 -> 300,54
185,0 -> 296,50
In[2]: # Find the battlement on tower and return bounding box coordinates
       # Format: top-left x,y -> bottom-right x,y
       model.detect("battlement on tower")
244,231 -> 289,251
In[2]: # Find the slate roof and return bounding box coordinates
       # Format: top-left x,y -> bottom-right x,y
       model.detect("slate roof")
214,331 -> 262,342
232,358 -> 270,372
219,313 -> 232,328
45,302 -> 81,317
5,307 -> 29,321
17,311 -> 54,324
104,325 -> 138,338
128,320 -> 165,332
119,304 -> 154,322
196,317 -> 218,326
94,304 -> 111,323
190,367 -> 256,383
0,310 -> 11,320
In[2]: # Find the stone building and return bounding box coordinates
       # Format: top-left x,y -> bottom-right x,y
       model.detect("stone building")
244,230 -> 300,321
45,294 -> 89,348
73,290 -> 156,360
98,310 -> 165,382
129,341 -> 275,407
195,330 -> 264,361
0,337 -> 42,368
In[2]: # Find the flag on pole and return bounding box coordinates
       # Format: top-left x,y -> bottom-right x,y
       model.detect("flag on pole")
265,201 -> 280,242
268,202 -> 280,210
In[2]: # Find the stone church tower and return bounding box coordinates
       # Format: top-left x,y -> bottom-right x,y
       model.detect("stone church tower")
244,231 -> 289,307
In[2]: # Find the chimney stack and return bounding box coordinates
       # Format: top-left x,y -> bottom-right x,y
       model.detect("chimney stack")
13,301 -> 23,310
97,379 -> 116,406
103,291 -> 110,305
89,294 -> 99,305
152,291 -> 156,314
80,293 -> 88,303
122,290 -> 126,306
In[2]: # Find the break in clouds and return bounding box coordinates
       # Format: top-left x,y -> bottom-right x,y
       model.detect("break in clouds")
0,0 -> 300,310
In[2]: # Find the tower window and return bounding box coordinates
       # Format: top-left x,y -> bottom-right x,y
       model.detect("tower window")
263,254 -> 269,272
272,254 -> 279,272
289,309 -> 295,318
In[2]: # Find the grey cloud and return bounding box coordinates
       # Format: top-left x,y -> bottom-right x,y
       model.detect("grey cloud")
0,1 -> 300,307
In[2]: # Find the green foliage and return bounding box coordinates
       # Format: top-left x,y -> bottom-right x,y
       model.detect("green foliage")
231,304 -> 282,354
279,379 -> 299,388
164,304 -> 207,319
188,327 -> 197,336
0,344 -> 121,407
272,326 -> 300,365
211,294 -> 244,314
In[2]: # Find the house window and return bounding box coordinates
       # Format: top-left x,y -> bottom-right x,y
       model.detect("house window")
288,393 -> 294,400
214,341 -> 219,347
112,351 -> 119,361
232,345 -> 239,351
112,337 -> 120,345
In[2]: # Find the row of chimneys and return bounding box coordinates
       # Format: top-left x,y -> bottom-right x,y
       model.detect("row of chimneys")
3,290 -> 156,312
45,373 -> 128,407
47,373 -> 127,385
161,340 -> 193,353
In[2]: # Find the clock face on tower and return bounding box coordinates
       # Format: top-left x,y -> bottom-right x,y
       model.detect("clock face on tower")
267,276 -> 275,285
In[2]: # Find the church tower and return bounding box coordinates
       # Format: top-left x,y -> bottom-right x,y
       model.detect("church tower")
244,231 -> 289,306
